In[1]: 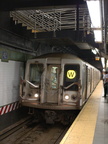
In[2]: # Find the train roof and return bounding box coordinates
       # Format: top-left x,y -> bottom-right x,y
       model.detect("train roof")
35,53 -> 81,60
28,53 -> 100,71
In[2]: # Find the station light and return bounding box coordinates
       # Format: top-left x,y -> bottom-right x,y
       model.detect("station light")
91,48 -> 99,55
91,48 -> 100,61
101,57 -> 105,68
94,30 -> 102,43
106,60 -> 108,69
86,0 -> 102,42
95,56 -> 100,61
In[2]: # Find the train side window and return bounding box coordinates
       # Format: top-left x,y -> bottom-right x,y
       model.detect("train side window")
29,64 -> 43,85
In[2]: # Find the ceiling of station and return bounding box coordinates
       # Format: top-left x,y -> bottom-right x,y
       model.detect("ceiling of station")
0,0 -> 85,11
0,0 -> 107,70
9,4 -> 93,50
10,5 -> 90,33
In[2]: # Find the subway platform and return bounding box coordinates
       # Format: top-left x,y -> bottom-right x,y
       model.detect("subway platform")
60,80 -> 108,144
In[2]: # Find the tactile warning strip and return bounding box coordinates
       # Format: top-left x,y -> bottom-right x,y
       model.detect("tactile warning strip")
60,81 -> 103,144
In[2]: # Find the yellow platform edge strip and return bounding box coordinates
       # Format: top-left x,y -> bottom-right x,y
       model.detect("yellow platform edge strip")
60,80 -> 103,144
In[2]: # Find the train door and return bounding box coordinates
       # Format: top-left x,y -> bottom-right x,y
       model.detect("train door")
45,65 -> 60,103
90,68 -> 93,93
82,64 -> 87,100
84,66 -> 88,99
93,69 -> 95,89
63,64 -> 80,103
90,68 -> 92,93
86,67 -> 91,98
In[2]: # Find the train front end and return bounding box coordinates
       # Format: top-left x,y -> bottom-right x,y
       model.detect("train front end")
20,56 -> 81,123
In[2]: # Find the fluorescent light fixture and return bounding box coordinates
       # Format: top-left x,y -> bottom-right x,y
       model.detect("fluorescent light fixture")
101,57 -> 105,68
106,60 -> 108,68
86,1 -> 102,42
94,30 -> 102,42
92,49 -> 97,55
92,48 -> 99,55
87,1 -> 101,28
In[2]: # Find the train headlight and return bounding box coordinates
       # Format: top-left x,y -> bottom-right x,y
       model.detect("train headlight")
34,93 -> 39,98
64,94 -> 69,100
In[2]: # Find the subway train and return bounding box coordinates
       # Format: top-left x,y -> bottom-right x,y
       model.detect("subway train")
20,53 -> 101,124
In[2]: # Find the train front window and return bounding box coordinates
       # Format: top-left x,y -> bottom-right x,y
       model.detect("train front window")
29,64 -> 43,85
51,66 -> 58,89
64,64 -> 80,90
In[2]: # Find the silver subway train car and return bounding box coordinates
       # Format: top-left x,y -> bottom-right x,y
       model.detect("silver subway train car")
20,53 -> 101,123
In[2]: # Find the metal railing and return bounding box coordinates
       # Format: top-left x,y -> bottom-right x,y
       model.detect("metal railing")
10,5 -> 91,33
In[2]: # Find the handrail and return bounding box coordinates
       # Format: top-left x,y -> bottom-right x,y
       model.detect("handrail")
64,82 -> 81,90
26,80 -> 39,88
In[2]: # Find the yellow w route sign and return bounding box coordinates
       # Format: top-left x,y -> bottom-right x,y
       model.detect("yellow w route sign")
67,70 -> 76,79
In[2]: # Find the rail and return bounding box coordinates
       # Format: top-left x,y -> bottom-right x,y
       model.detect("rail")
0,116 -> 32,141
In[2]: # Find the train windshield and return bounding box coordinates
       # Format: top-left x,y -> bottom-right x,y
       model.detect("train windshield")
29,64 -> 43,85
64,64 -> 80,90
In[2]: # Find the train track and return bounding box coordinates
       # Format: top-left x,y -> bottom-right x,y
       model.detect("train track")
0,121 -> 69,144
0,111 -> 79,144
0,124 -> 68,144
0,116 -> 33,141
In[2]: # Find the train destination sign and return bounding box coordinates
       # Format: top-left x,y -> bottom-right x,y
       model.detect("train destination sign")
67,70 -> 76,79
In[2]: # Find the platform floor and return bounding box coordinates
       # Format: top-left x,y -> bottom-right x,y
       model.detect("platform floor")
60,80 -> 108,144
